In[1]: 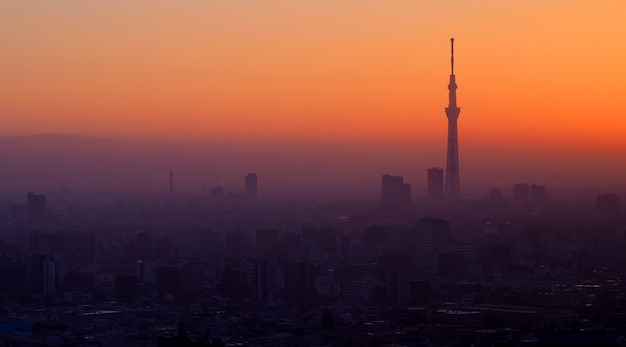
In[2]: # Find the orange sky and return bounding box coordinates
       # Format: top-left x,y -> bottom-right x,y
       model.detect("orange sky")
1,2 -> 625,176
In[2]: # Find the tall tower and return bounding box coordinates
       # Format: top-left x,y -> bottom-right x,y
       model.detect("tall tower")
445,38 -> 461,199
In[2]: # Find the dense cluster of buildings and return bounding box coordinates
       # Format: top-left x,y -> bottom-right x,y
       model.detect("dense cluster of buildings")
0,179 -> 623,346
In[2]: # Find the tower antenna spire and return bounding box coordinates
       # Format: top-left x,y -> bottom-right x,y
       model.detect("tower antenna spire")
450,37 -> 455,75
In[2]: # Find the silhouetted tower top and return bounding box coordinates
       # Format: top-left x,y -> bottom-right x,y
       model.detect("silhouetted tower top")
451,37 -> 455,75
447,37 -> 459,111
445,37 -> 461,199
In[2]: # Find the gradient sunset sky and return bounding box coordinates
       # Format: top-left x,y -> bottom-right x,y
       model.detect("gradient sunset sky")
1,1 -> 625,194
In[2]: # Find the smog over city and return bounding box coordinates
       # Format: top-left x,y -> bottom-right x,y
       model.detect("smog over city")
0,2 -> 625,346
3,134 -> 621,198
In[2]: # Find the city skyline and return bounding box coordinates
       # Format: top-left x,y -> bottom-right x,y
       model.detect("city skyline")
1,4 -> 626,342
0,134 -> 620,199
0,2 -> 625,196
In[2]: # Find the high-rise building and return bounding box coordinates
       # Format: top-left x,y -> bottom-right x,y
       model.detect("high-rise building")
177,262 -> 203,299
218,266 -> 249,300
414,218 -> 450,260
381,174 -> 411,207
490,186 -> 503,204
249,258 -> 268,303
115,274 -> 139,298
224,231 -> 244,257
155,266 -> 179,298
530,184 -> 547,203
377,252 -> 413,309
0,263 -> 26,298
427,167 -> 444,202
210,186 -> 224,200
301,227 -> 338,256
154,264 -> 203,299
28,231 -> 96,266
513,183 -> 530,206
444,38 -> 461,199
490,186 -> 505,209
256,228 -> 280,250
285,261 -> 314,305
23,254 -> 63,295
245,173 -> 258,201
27,192 -> 46,226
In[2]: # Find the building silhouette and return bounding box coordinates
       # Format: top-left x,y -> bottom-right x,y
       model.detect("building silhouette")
23,253 -> 63,295
249,258 -> 268,303
245,173 -> 258,202
444,38 -> 461,199
427,167 -> 444,202
155,266 -> 179,298
490,186 -> 502,203
490,186 -> 505,209
377,252 -> 413,309
256,228 -> 280,250
381,174 -> 411,208
285,261 -> 314,305
27,192 -> 46,226
29,230 -> 96,266
414,217 -> 450,260
513,183 -> 530,206
597,193 -> 620,215
0,263 -> 25,298
530,184 -> 547,203
115,274 -> 139,298
210,186 -> 224,200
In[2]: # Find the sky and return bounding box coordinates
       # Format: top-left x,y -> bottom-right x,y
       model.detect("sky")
0,1 -> 625,196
